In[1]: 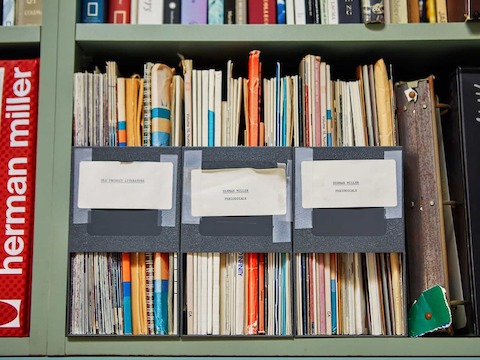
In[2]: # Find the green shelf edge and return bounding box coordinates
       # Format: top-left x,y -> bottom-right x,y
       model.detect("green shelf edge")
75,22 -> 480,43
0,25 -> 41,44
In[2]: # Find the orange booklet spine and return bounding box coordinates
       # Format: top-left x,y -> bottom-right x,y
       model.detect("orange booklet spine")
248,50 -> 261,146
246,253 -> 259,334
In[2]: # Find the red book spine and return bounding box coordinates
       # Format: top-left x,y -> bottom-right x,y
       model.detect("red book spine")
0,59 -> 39,336
108,0 -> 132,24
248,50 -> 261,147
248,0 -> 276,23
246,253 -> 259,334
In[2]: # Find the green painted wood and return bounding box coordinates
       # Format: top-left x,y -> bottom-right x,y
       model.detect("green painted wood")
76,23 -> 480,43
0,26 -> 40,44
62,337 -> 480,357
28,0 -> 60,356
46,0 -> 77,355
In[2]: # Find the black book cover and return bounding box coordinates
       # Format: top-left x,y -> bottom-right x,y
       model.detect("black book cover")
313,0 -> 321,23
164,0 -> 181,23
467,0 -> 480,21
442,67 -> 480,335
338,0 -> 361,23
305,0 -> 315,23
224,0 -> 235,23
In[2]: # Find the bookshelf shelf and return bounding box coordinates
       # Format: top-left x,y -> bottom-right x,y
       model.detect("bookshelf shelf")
74,22 -> 480,80
0,25 -> 40,44
63,336 -> 480,356
2,0 -> 480,357
75,22 -> 480,44
0,26 -> 41,57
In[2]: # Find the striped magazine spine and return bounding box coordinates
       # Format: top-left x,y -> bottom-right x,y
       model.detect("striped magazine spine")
146,252 -> 155,334
143,62 -> 153,146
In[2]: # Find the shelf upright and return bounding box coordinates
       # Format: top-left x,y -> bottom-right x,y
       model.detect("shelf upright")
46,0 -> 77,356
0,0 -> 60,356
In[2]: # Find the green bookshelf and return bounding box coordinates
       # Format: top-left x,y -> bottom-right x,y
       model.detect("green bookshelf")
2,0 -> 480,356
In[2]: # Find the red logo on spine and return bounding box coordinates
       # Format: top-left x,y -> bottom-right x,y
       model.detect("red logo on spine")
0,299 -> 21,328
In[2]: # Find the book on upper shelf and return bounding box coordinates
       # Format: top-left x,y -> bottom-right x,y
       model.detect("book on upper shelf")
0,58 -> 40,337
15,0 -> 42,25
81,0 -> 107,23
2,0 -> 14,25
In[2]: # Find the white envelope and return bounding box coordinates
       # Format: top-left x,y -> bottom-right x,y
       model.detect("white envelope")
190,167 -> 287,217
78,161 -> 173,210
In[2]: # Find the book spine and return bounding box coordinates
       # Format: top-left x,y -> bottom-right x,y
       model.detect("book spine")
286,0 -> 295,23
390,0 -> 408,22
81,0 -> 107,23
154,253 -> 169,334
248,0 -> 274,23
15,0 -> 42,25
294,0 -> 307,23
172,253 -> 178,335
305,0 -> 315,22
248,50 -> 261,146
130,252 -> 147,335
407,0 -> 420,22
224,0 -> 236,22
235,0 -> 247,23
258,253 -> 265,334
121,253 -> 132,334
182,59 -> 193,146
361,0 -> 385,23
143,63 -> 152,146
164,0 -> 181,23
145,253 -> 155,334
131,0 -> 139,23
212,253 -> 220,335
214,70 -> 222,146
277,0 -> 286,23
235,253 -> 245,334
449,68 -> 480,334
327,0 -> 339,23
435,0 -> 447,22
209,0 -> 224,23
425,0 -> 436,21
151,64 -> 174,147
0,59 -> 39,337
313,0 -> 321,23
468,0 -> 480,20
181,0 -> 207,23
108,0 -> 131,23
246,253 -> 259,334
446,0 -> 464,21
138,0 -> 163,24
208,69 -> 215,146
338,0 -> 364,24
320,0 -> 329,23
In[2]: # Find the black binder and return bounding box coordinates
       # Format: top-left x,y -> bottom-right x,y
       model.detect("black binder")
442,67 -> 480,335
